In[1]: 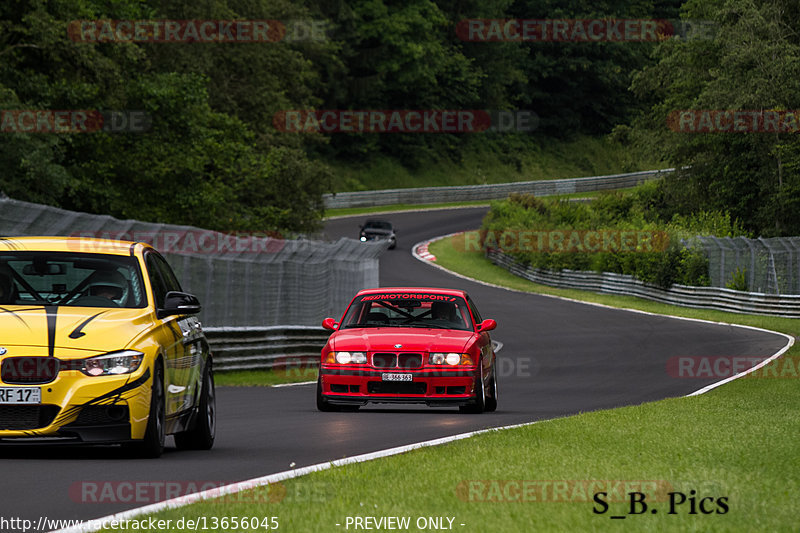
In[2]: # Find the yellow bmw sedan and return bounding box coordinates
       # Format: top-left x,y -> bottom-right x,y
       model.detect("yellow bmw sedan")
0,237 -> 214,457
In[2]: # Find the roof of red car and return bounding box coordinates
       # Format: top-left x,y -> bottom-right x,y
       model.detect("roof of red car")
355,287 -> 468,298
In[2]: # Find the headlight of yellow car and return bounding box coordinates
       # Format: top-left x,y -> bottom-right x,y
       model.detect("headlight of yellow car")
77,350 -> 144,376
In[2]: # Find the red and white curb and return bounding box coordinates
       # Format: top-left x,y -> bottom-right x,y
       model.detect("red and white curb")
413,241 -> 437,262
412,232 -> 465,262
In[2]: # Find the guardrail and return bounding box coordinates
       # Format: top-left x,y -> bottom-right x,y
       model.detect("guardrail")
205,326 -> 504,372
205,326 -> 330,372
323,169 -> 674,209
487,249 -> 800,318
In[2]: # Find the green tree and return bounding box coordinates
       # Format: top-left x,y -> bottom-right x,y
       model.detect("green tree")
630,0 -> 800,236
0,0 -> 330,233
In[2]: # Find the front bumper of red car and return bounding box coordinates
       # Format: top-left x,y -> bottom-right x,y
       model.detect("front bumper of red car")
318,366 -> 479,406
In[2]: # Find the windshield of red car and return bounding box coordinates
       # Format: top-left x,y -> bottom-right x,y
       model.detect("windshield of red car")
0,252 -> 146,308
341,293 -> 473,331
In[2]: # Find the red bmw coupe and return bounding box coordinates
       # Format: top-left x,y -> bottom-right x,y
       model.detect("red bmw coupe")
317,288 -> 498,413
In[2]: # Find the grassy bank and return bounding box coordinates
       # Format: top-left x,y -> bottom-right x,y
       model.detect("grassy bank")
329,135 -> 658,192
117,378 -> 798,532
323,189 -> 617,219
426,236 -> 794,333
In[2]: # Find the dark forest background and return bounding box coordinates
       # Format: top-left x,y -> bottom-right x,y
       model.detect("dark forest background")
1,0 -> 797,235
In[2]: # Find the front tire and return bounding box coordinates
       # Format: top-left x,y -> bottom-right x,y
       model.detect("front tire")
459,361 -> 486,414
316,377 -> 339,412
127,362 -> 165,457
174,362 -> 216,450
484,359 -> 498,412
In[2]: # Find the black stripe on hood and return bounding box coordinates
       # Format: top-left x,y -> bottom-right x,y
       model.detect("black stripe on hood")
69,312 -> 106,339
0,306 -> 37,330
44,305 -> 58,357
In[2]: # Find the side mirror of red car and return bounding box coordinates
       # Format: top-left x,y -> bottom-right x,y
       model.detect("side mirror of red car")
477,319 -> 497,333
322,317 -> 339,330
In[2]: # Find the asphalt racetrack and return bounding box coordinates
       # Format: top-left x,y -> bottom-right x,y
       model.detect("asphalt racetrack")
0,207 -> 789,527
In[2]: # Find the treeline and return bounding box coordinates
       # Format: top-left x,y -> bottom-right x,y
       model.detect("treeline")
627,0 -> 800,236
1,0 -> 797,236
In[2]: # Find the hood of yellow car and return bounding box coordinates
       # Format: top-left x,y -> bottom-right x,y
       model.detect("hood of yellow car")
0,305 -> 155,358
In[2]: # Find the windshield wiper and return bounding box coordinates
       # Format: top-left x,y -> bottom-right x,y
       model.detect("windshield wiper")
400,321 -> 450,329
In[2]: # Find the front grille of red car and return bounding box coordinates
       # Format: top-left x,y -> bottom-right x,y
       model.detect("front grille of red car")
372,353 -> 397,368
372,353 -> 424,369
0,405 -> 60,430
1,357 -> 59,384
397,354 -> 422,368
367,381 -> 427,395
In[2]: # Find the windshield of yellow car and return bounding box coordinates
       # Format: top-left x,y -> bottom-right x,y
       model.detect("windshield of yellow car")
0,252 -> 146,308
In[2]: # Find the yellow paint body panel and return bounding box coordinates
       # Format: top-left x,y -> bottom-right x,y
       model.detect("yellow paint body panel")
0,237 -> 209,444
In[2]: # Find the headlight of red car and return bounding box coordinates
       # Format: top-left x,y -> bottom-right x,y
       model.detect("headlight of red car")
324,351 -> 367,364
429,353 -> 473,366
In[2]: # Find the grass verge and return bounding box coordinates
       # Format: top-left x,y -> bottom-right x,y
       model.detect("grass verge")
428,236 -> 799,335
323,189 -> 622,219
110,237 -> 798,533
115,382 -> 798,532
328,134 -> 658,192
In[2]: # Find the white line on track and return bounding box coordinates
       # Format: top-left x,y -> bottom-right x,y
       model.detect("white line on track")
271,380 -> 315,387
52,419 -> 548,533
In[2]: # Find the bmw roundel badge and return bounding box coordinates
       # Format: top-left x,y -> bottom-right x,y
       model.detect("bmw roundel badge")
394,344 -> 403,349
0,347 -> 6,356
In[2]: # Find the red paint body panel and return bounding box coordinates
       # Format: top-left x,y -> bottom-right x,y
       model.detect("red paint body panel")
318,287 -> 497,409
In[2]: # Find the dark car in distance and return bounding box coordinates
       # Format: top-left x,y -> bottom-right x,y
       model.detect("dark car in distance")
359,219 -> 396,249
